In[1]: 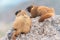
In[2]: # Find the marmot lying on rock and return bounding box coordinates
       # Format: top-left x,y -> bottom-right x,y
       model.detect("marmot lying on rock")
26,5 -> 55,22
12,10 -> 32,40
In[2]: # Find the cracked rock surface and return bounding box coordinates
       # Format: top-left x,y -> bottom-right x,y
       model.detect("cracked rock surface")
1,15 -> 60,40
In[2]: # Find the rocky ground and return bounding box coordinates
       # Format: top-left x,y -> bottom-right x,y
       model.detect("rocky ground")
0,15 -> 60,40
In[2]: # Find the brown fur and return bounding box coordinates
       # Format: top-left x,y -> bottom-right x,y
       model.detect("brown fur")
27,5 -> 55,22
12,10 -> 32,40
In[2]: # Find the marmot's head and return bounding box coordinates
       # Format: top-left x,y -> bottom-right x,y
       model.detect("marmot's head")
26,5 -> 38,12
26,5 -> 33,12
15,10 -> 26,17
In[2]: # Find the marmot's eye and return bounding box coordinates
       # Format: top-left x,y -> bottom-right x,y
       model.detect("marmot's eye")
15,10 -> 21,15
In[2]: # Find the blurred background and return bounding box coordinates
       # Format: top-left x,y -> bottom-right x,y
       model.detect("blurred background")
0,0 -> 60,38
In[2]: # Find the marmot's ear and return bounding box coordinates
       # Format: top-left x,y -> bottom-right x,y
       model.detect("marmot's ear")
15,10 -> 21,15
26,5 -> 33,12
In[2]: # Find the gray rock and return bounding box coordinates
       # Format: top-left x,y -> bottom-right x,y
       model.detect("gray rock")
1,15 -> 60,40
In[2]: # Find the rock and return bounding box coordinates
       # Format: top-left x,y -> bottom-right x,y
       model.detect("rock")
1,15 -> 60,40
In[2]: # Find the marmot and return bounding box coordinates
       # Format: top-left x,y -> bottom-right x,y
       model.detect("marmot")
12,10 -> 32,40
26,5 -> 55,22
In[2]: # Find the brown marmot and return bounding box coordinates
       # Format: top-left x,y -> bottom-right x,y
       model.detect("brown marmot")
12,10 -> 32,40
26,5 -> 55,22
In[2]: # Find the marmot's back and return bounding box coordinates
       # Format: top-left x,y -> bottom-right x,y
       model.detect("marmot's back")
12,10 -> 32,40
